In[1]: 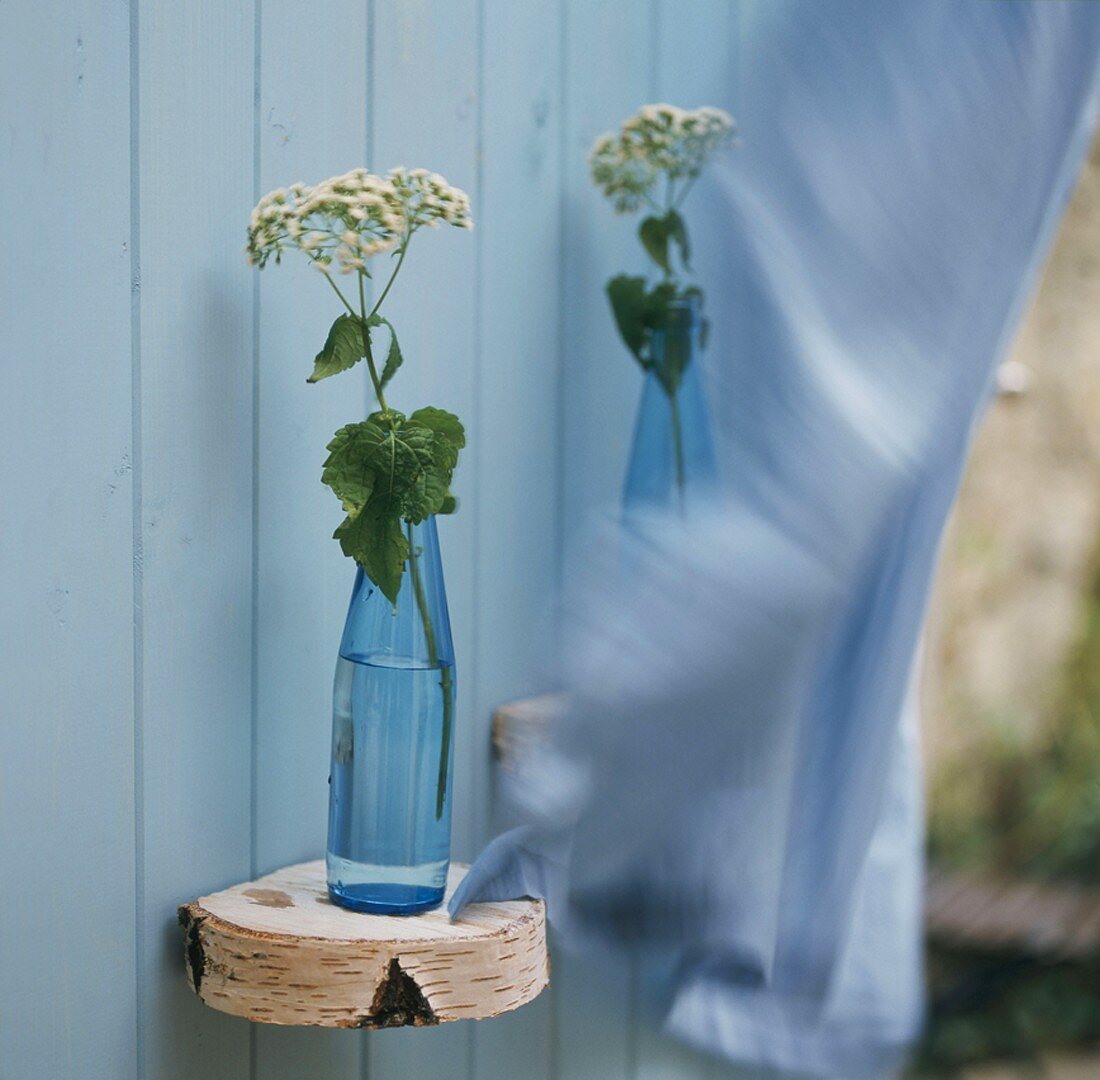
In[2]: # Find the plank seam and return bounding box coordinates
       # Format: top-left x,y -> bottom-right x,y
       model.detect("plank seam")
249,1 -> 262,1077
129,0 -> 145,1075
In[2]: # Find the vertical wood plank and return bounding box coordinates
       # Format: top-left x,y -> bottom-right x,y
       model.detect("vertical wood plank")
633,7 -> 738,1078
651,0 -> 741,378
558,0 -> 655,546
368,1 -> 479,1075
554,3 -> 655,1078
251,0 -> 370,1075
471,0 -> 564,1075
136,1 -> 255,1076
0,3 -> 136,1078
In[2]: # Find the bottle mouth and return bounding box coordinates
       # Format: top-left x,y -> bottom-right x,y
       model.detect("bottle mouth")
663,294 -> 701,330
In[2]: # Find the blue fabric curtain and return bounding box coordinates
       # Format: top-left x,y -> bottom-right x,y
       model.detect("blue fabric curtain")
453,3 -> 1100,1076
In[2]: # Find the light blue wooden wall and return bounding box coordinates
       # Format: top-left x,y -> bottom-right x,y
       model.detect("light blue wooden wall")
1,2 -> 740,1078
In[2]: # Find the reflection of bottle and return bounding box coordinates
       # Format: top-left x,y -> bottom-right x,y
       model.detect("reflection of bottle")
623,295 -> 717,514
326,516 -> 456,914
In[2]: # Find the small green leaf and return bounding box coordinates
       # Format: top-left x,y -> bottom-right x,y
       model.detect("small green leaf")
606,274 -> 651,368
666,208 -> 691,270
334,501 -> 408,605
308,314 -> 366,383
438,493 -> 458,515
638,215 -> 671,274
377,318 -> 404,389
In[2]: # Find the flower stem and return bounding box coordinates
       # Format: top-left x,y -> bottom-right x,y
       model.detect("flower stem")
368,238 -> 410,321
672,174 -> 699,212
318,265 -> 357,316
669,385 -> 686,513
406,521 -> 453,820
357,271 -> 390,414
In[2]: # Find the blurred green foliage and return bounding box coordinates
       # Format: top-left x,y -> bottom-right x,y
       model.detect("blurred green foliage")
915,534 -> 1100,1074
929,539 -> 1100,884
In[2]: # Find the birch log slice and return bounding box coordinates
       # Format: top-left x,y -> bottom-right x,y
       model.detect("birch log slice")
178,860 -> 548,1029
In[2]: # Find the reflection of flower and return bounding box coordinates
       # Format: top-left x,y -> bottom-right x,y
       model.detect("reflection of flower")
246,167 -> 472,274
592,103 -> 735,503
589,103 -> 735,213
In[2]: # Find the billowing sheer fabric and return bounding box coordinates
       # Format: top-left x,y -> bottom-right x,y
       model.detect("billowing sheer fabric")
452,4 -> 1100,1076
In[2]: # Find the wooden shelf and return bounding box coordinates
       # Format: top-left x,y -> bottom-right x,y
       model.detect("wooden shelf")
178,860 -> 548,1029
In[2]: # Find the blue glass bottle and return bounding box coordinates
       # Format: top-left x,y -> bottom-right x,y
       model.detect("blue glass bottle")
327,516 -> 456,914
622,295 -> 718,514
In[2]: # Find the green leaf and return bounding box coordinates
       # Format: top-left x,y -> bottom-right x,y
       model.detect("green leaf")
408,407 -> 466,451
402,463 -> 450,524
639,210 -> 692,276
639,215 -> 671,274
606,274 -> 651,368
370,424 -> 434,513
307,314 -> 366,383
322,406 -> 466,593
334,501 -> 408,606
645,281 -> 680,320
658,326 -> 692,396
400,412 -> 464,522
666,208 -> 691,270
377,318 -> 404,390
321,421 -> 385,513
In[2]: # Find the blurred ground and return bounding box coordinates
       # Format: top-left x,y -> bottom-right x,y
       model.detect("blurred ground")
964,1055 -> 1100,1080
918,137 -> 1100,1076
924,137 -> 1100,767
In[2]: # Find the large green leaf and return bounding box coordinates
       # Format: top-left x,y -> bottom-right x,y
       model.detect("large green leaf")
321,421 -> 385,513
322,405 -> 465,597
400,415 -> 463,522
369,424 -> 433,513
402,463 -> 451,524
408,407 -> 465,450
334,501 -> 408,605
606,274 -> 651,367
307,313 -> 366,383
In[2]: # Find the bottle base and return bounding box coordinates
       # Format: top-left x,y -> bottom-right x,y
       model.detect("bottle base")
327,881 -> 445,915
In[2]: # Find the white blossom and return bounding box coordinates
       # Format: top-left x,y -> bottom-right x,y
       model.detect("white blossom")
246,166 -> 473,271
589,103 -> 736,213
388,167 -> 473,231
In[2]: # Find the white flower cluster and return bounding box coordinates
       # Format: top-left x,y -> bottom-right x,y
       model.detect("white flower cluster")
389,167 -> 473,232
589,103 -> 736,212
247,167 -> 472,274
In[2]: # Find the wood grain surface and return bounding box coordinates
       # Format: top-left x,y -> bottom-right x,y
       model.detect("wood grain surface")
179,861 -> 549,1030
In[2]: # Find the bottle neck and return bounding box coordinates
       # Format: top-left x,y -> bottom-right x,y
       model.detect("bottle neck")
648,297 -> 701,396
340,516 -> 453,668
